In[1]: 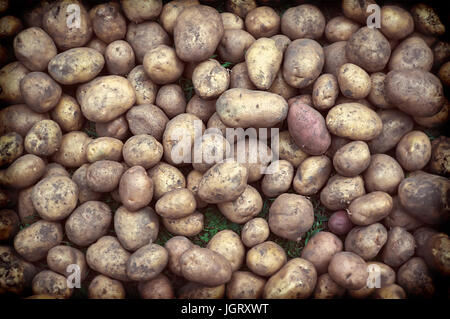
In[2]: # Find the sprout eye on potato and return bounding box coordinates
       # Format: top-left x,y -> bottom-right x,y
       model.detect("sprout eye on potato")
0,0 -> 449,300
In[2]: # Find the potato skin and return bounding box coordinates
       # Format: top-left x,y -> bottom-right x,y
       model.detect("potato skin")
192,59 -> 230,99
186,95 -> 216,123
216,88 -> 288,128
325,16 -> 359,43
313,273 -> 345,299
363,154 -> 404,194
411,3 -> 445,36
47,245 -> 88,281
86,137 -> 123,163
32,270 -> 72,299
143,44 -> 184,85
178,282 -> 225,299
90,2 -> 126,44
396,131 -> 431,171
126,104 -> 168,141
229,62 -> 256,90
0,154 -> 46,189
207,230 -> 245,272
428,136 -> 450,177
156,188 -> 196,219
164,236 -> 194,276
94,118 -> 129,142
138,274 -> 174,299
0,62 -> 29,104
422,233 -> 450,276
148,162 -> 186,200
328,211 -> 354,236
126,243 -> 168,281
50,94 -> 85,132
261,160 -> 294,198
287,102 -> 331,156
337,63 -> 371,99
218,185 -> 262,224
380,6 -> 414,40
127,65 -> 158,105
174,5 -> 224,62
71,164 -> 102,204
326,103 -> 382,141
123,134 -> 163,169
388,37 -> 433,71
119,166 -> 153,212
320,175 -> 365,211
381,227 -> 415,268
264,258 -> 317,299
345,223 -> 388,260
245,6 -> 279,38
246,241 -> 287,277
397,257 -> 435,297
348,192 -> 393,226
86,160 -> 124,193
180,247 -> 232,286
312,74 -> 339,110
226,271 -> 266,299
89,275 -> 125,299
333,141 -> 370,177
0,209 -> 20,241
342,0 -> 375,24
368,72 -> 392,109
156,84 -> 186,119
373,284 -> 406,299
24,120 -> 62,157
281,4 -> 325,40
384,197 -> 423,231
328,252 -> 368,290
0,132 -> 23,166
17,187 -> 40,225
301,232 -> 343,275
104,40 -> 135,76
218,29 -> 254,63
293,156 -> 332,195
121,0 -> 162,24
385,69 -> 444,117
14,220 -> 63,262
221,12 -> 244,30
323,41 -> 348,77
162,211 -> 204,237
241,218 -> 270,248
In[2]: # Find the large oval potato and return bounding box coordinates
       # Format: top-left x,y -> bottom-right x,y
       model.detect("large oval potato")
381,227 -> 415,268
245,6 -> 279,38
119,166 -> 153,212
86,137 -> 123,163
127,66 -> 158,105
320,175 -> 365,211
301,232 -> 343,275
246,241 -> 287,277
0,62 -> 29,104
388,36 -> 433,71
207,230 -> 245,272
293,156 -> 332,195
162,211 -> 204,237
281,4 -> 325,40
337,63 -> 371,99
348,192 -> 393,226
380,5 -> 414,40
325,16 -> 359,43
0,154 -> 46,189
20,72 -> 61,114
328,252 -> 368,290
90,2 -> 126,44
86,160 -> 124,193
126,243 -> 168,281
363,154 -> 404,194
126,104 -> 168,141
156,188 -> 196,219
50,94 -> 85,133
143,44 -> 184,85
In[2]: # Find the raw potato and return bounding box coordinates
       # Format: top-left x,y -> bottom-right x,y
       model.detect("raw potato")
388,37 -> 433,71
86,236 -> 130,281
24,120 -> 62,157
346,27 -> 391,72
0,15 -> 22,39
363,154 -> 404,194
148,162 -> 186,200
0,62 -> 29,104
342,0 -> 376,24
119,166 -> 153,211
86,160 -> 124,193
246,241 -> 287,277
48,47 -> 104,85
156,188 -> 196,219
174,5 -> 224,62
186,170 -> 207,209
162,211 -> 204,237
186,95 -> 216,123
397,257 -> 435,297
14,220 -> 63,262
87,38 -> 107,54
89,275 -> 125,299
396,131 -> 432,171
207,230 -> 245,271
221,12 -> 244,30
138,274 -> 174,299
192,59 -> 230,99
32,270 -> 72,298
381,227 -> 415,268
90,2 -> 126,44
313,273 -> 345,299
337,63 -> 371,99
411,3 -> 445,36
328,252 -> 368,290
277,131 -> 309,167
293,156 -> 332,195
301,231 -> 343,275
333,141 -> 370,177
325,16 -> 359,42
0,246 -> 37,295
0,209 -> 19,241
156,84 -> 186,118
245,6 -> 280,38
126,244 -> 168,281
232,138 -> 272,183
123,134 -> 163,169
126,104 -> 169,141
50,94 -> 85,132
268,71 -> 298,100
428,136 -> 450,177
373,284 -> 406,299
320,175 -> 365,211
114,206 -> 159,251
269,193 -> 314,241
143,44 -> 184,85
77,75 -> 136,123
178,282 -> 225,299
0,154 -> 45,189
72,165 -> 102,204
414,98 -> 449,128
13,27 -> 57,71
380,6 -> 414,40
241,218 -> 270,248
323,41 -> 348,77
86,137 -> 123,163
127,65 -> 158,105
121,0 -> 162,24
226,271 -> 266,299
261,160 -> 294,197
164,236 -> 194,276
105,40 -> 135,76
218,29 -> 254,63
160,0 -> 199,34
281,4 -> 325,40
20,72 -> 61,114
347,192 -> 393,226
180,247 -> 232,286
218,185 -> 262,224
345,223 -> 388,260
47,245 -> 87,281
312,74 -> 339,110
423,233 -> 450,276
264,258 -> 317,299
283,39 -> 324,88
327,211 -> 354,236
0,104 -> 50,138
384,197 -> 423,231
368,73 -> 392,109
229,62 -> 256,90
0,132 -> 23,166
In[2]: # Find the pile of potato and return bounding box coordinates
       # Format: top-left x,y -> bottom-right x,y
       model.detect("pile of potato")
0,0 -> 449,299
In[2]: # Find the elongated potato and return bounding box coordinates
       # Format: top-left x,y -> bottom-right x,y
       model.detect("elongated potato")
293,156 -> 332,195
320,175 -> 365,211
312,74 -> 339,110
162,211 -> 204,237
86,137 -> 123,163
0,154 -> 45,189
347,191 -> 393,226
119,166 -> 153,212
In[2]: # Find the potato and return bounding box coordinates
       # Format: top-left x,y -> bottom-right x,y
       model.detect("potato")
123,134 -> 163,170
163,211 -> 204,237
0,209 -> 19,241
14,220 -> 62,261
90,2 -> 126,44
422,233 -> 450,276
333,141 -> 370,177
326,103 -> 382,141
398,172 -> 449,225
397,257 -> 435,297
192,59 -> 230,99
0,154 -> 45,189
367,73 -> 392,109
385,69 -> 444,117
438,61 -> 450,87
328,211 -> 354,236
0,132 -> 23,167
0,246 -> 37,294
89,275 -> 125,299
186,95 -> 216,123
276,131 -> 308,167
325,16 -> 359,43
283,39 -> 324,88
164,236 -> 194,276
218,185 -> 262,224
229,62 -> 256,90
244,6 -> 279,38
43,163 -> 69,178
218,29 -> 254,64
95,116 -> 129,141
388,37 -> 433,71
221,12 -> 244,30
325,136 -> 352,158
87,38 -> 107,54
32,270 -> 72,298
281,4 -> 325,40
261,160 -> 294,198
104,40 -> 135,76
192,133 -> 230,173
268,71 -> 298,100
293,156 -> 332,195
368,110 -> 413,154
186,170 -> 207,209
246,241 -> 287,277
118,166 -> 153,212
428,136 -> 450,177
226,271 -> 265,299
320,175 -> 365,211
328,252 -> 368,290
301,232 -> 343,275
86,236 -> 130,281
178,282 -> 225,299
155,188 -> 196,219
0,15 -> 22,39
20,72 -> 61,114
264,258 -> 317,299
313,273 -> 346,299
138,274 -> 174,299
345,223 -> 388,260
342,0 -> 376,24
85,137 -> 123,163
23,120 -> 61,157
373,284 -> 406,299
241,218 -> 269,248
47,245 -> 87,281
155,84 -> 186,119
207,230 -> 245,272
125,105 -> 168,142
381,227 -> 415,268
269,34 -> 290,53
380,6 -> 414,40
411,3 -> 445,36
0,104 -> 50,138
18,187 -> 39,225
347,192 -> 393,226
174,5 -> 223,62
269,193 -> 314,242
323,41 -> 348,77
337,63 -> 371,99
312,74 -> 339,110
363,154 -> 404,194
287,102 -> 331,155
50,94 -> 85,132
384,197 -> 423,231
0,62 -> 29,104
121,0 -> 161,23
86,160 -> 124,193
71,165 -> 101,204
126,243 -> 168,281
232,138 -> 272,183
42,0 -> 92,50
346,27 -> 391,72
396,131 -> 432,171
414,98 -> 449,128
127,66 -> 158,105
160,0 -> 199,34
77,75 -> 136,123
143,44 -> 184,85
180,247 -> 232,286
148,162 -> 186,200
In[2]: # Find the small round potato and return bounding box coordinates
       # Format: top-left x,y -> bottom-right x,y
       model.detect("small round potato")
264,258 -> 317,299
217,185 -> 262,224
241,218 -> 270,248
221,12 -> 244,30
313,273 -> 346,299
226,271 -> 266,299
24,120 -> 62,157
90,2 -> 126,44
138,274 -> 174,299
293,156 -> 332,196
261,160 -> 294,198
0,209 -> 20,241
32,270 -> 72,299
126,243 -> 168,281
47,245 -> 88,281
148,162 -> 186,200
397,257 -> 435,297
86,160 -> 124,193
20,72 -> 62,113
156,84 -> 186,118
207,230 -> 245,272
301,232 -> 343,275
281,4 -> 325,40
337,63 -> 371,99
143,44 -> 184,85
0,132 -> 23,166
50,94 -> 85,132
312,74 -> 339,110
218,29 -> 255,63
105,40 -> 135,76
88,275 -> 125,299
380,6 -> 414,40
381,227 -> 415,268
246,241 -> 287,277
162,211 -> 204,237
388,37 -> 433,71
320,175 -> 365,211
395,130 -> 432,171
192,59 -> 230,99
345,223 -> 388,260
31,175 -> 78,221
119,166 -> 153,211
164,236 -> 194,276
328,252 -> 368,290
0,154 -> 46,189
127,65 -> 158,105
325,16 -> 359,43
123,134 -> 163,169
156,188 -> 196,219
96,116 -> 129,141
347,191 -> 393,226
245,6 -> 280,38
363,154 -> 404,194
333,141 -> 370,177
327,210 -> 354,236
